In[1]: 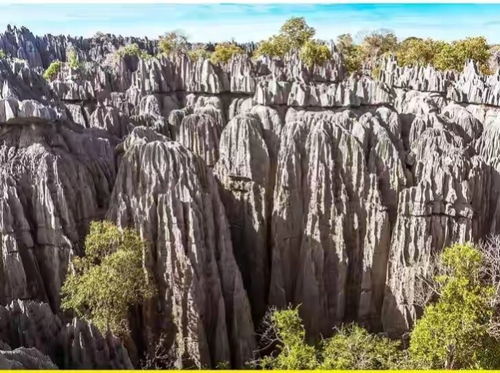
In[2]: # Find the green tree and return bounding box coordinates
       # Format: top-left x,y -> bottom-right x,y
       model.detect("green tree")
433,37 -> 491,73
115,43 -> 152,60
67,47 -> 82,70
43,60 -> 62,80
279,16 -> 316,49
258,307 -> 319,369
336,33 -> 363,73
362,29 -> 398,60
320,324 -> 403,369
409,243 -> 500,369
299,39 -> 332,68
210,42 -> 244,64
0,50 -> 6,59
396,37 -> 446,67
187,48 -> 212,61
158,30 -> 189,55
254,17 -> 316,59
257,307 -> 402,370
61,221 -> 155,337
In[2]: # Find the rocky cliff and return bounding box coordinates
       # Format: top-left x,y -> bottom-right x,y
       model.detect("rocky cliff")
1,26 -> 500,368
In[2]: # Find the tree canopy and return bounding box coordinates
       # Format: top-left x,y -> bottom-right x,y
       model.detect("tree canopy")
61,221 -> 155,337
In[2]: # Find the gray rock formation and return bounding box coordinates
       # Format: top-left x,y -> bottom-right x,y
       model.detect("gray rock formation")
3,25 -> 500,369
107,127 -> 255,368
0,300 -> 132,369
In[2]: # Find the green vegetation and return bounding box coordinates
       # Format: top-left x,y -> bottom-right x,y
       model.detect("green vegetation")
409,243 -> 500,369
257,307 -> 401,369
254,17 -> 333,68
256,243 -> 500,370
337,31 -> 492,74
67,47 -> 82,70
158,30 -> 189,55
210,42 -> 244,64
115,43 -> 152,60
0,50 -> 6,59
61,221 -> 155,337
43,60 -> 62,81
299,39 -> 332,68
187,48 -> 212,61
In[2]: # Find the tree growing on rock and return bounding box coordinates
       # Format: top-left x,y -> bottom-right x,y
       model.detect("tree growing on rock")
158,30 -> 189,55
433,36 -> 491,73
409,243 -> 500,369
61,221 -> 155,337
115,43 -> 152,60
254,16 -> 316,58
43,60 -> 62,80
210,42 -> 244,64
256,306 -> 402,370
336,33 -> 363,74
299,39 -> 332,68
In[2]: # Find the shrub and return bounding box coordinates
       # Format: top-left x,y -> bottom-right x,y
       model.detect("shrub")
0,50 -> 6,59
299,39 -> 332,68
210,42 -> 244,64
61,221 -> 155,337
187,48 -> 212,61
115,43 -> 152,60
43,60 -> 62,80
409,243 -> 500,369
254,17 -> 315,59
320,324 -> 403,369
396,37 -> 445,67
336,33 -> 363,74
433,36 -> 491,73
257,307 -> 401,370
158,30 -> 188,55
67,47 -> 82,70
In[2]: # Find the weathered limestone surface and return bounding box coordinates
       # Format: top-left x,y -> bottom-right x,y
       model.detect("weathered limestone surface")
3,25 -> 500,369
107,127 -> 255,368
0,300 -> 132,369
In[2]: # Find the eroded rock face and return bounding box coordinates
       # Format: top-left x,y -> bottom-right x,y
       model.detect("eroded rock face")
5,25 -> 500,369
0,300 -> 132,369
0,120 -> 116,311
107,127 -> 255,368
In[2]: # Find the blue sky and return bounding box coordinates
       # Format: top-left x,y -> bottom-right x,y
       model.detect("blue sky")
1,3 -> 500,43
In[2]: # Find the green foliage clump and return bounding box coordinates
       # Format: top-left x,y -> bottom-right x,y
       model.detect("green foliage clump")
259,307 -> 318,369
255,17 -> 316,59
299,39 -> 332,68
320,324 -> 403,369
396,37 -> 445,67
433,36 -> 491,73
0,50 -> 6,59
115,43 -> 152,60
61,221 -> 155,337
210,42 -> 244,64
67,47 -> 82,70
158,30 -> 188,55
409,243 -> 500,369
258,307 -> 401,370
43,60 -> 62,81
336,33 -> 363,74
187,48 -> 212,61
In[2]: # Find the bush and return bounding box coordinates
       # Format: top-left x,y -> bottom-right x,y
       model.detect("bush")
336,34 -> 363,74
396,37 -> 445,67
409,243 -> 500,369
0,50 -> 6,59
254,17 -> 315,59
158,30 -> 188,55
210,42 -> 244,64
43,60 -> 62,80
299,39 -> 332,68
115,43 -> 152,60
187,48 -> 212,61
320,324 -> 403,369
257,307 -> 402,370
61,221 -> 155,337
433,37 -> 491,73
67,47 -> 82,70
